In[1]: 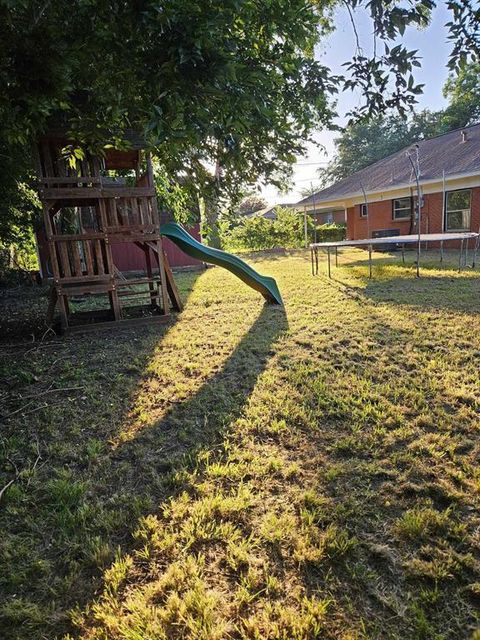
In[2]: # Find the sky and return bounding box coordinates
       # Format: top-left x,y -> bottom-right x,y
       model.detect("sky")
261,2 -> 453,205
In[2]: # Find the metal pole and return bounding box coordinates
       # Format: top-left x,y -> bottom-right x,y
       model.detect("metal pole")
315,248 -> 318,275
311,184 -> 317,244
335,247 -> 338,267
473,232 -> 479,269
459,238 -> 464,272
360,182 -> 370,240
304,207 -> 308,249
440,241 -> 444,264
327,247 -> 331,279
465,237 -> 469,268
407,151 -> 422,278
311,246 -> 314,275
368,245 -> 372,279
402,244 -> 405,264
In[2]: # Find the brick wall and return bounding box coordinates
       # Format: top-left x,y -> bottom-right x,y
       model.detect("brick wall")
346,186 -> 480,241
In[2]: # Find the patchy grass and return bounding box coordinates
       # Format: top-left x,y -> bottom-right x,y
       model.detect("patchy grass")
1,248 -> 480,639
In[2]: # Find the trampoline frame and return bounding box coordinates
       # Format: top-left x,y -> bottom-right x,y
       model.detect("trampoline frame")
310,232 -> 480,279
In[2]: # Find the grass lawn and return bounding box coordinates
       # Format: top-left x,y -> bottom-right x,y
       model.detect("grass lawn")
1,248 -> 480,639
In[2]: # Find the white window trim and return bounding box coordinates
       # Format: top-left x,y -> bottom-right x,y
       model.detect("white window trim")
444,189 -> 472,232
392,197 -> 412,221
359,203 -> 368,218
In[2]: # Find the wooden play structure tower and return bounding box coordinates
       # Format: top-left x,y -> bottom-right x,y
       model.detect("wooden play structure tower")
35,131 -> 183,332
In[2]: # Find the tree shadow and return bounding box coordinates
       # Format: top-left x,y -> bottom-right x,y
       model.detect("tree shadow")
0,268 -> 207,343
0,290 -> 288,638
99,303 -> 289,494
360,275 -> 480,313
322,252 -> 480,314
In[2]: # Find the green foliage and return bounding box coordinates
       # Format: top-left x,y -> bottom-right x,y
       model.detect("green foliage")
442,62 -> 480,129
315,223 -> 346,243
0,2 -> 479,265
235,195 -> 268,219
319,110 -> 445,185
223,207 -> 304,251
0,139 -> 41,265
153,165 -> 193,226
320,61 -> 480,186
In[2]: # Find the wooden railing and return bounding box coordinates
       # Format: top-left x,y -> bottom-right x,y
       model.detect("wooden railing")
103,196 -> 159,235
53,236 -> 110,281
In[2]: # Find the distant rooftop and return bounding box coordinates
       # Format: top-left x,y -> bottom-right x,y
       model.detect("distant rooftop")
298,122 -> 480,206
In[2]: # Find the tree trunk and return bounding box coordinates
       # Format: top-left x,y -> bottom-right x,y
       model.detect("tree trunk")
200,195 -> 221,249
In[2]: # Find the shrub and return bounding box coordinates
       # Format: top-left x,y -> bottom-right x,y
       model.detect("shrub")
315,223 -> 346,243
222,207 -> 306,251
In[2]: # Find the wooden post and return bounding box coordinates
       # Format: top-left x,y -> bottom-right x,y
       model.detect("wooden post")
45,286 -> 58,327
144,244 -> 157,308
43,203 -> 68,329
99,199 -> 121,320
163,251 -> 183,312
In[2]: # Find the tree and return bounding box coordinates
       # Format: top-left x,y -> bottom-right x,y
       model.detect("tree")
319,110 -> 444,185
300,183 -> 325,198
320,60 -> 480,186
236,195 -> 269,218
442,62 -> 480,129
0,1 -> 479,248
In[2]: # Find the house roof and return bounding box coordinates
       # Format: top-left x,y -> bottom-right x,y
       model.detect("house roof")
298,122 -> 480,206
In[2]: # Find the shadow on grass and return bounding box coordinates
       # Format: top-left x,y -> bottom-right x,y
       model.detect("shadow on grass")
0,268 -> 206,344
0,284 -> 288,638
319,251 -> 480,313
360,275 -> 480,313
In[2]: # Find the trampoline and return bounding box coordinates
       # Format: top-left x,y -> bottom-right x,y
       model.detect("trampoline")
310,232 -> 480,278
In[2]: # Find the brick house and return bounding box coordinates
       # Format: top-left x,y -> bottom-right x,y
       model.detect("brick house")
297,124 -> 480,242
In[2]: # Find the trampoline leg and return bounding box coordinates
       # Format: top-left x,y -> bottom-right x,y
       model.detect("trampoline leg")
440,241 -> 444,264
315,248 -> 319,275
459,239 -> 464,272
368,245 -> 372,279
465,239 -> 469,268
327,248 -> 331,279
335,247 -> 338,268
402,244 -> 405,264
310,248 -> 314,276
416,240 -> 420,278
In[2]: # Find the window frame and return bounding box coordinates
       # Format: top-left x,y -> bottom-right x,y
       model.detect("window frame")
444,189 -> 472,232
392,197 -> 413,221
359,203 -> 368,218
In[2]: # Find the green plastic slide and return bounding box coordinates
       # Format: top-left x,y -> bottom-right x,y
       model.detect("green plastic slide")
160,222 -> 283,306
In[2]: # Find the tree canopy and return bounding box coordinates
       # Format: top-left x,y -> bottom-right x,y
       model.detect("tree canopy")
0,0 -> 479,247
319,61 -> 480,185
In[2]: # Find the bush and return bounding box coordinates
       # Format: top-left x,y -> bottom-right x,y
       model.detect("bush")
314,223 -> 346,243
222,207 -> 305,251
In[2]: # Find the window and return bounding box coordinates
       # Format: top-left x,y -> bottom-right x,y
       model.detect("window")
445,189 -> 471,231
392,197 -> 413,220
360,203 -> 368,218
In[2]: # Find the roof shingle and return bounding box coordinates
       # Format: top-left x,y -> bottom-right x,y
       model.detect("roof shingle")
298,123 -> 480,206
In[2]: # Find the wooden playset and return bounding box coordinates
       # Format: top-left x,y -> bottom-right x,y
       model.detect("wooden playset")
34,131 -> 183,332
